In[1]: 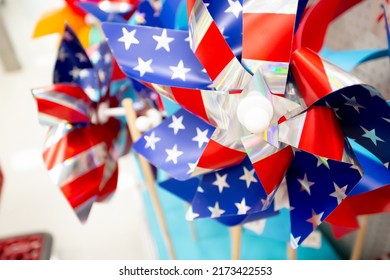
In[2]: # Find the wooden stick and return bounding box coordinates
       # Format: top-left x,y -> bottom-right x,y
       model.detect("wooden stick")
185,203 -> 198,241
230,225 -> 242,260
287,244 -> 297,260
350,215 -> 369,260
122,98 -> 176,260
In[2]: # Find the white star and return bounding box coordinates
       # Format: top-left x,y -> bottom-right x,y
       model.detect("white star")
298,173 -> 315,195
75,52 -> 88,63
98,69 -> 106,82
186,206 -> 199,221
68,67 -> 80,80
225,0 -> 243,18
361,126 -> 385,146
192,127 -> 209,148
79,69 -> 90,79
133,57 -> 154,77
165,144 -> 183,164
239,167 -> 258,188
342,95 -> 366,113
382,117 -> 390,123
144,131 -> 161,150
118,28 -> 140,50
316,156 -> 330,169
152,29 -> 174,52
212,173 -> 230,193
90,52 -> 101,64
58,48 -> 68,62
104,53 -> 112,64
168,115 -> 185,135
306,209 -> 324,230
208,202 -> 225,218
235,198 -> 251,215
187,162 -> 197,174
329,183 -> 348,205
169,60 -> 191,81
63,31 -> 73,41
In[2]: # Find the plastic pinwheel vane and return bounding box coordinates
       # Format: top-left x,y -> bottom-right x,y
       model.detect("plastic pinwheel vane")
103,0 -> 390,246
32,25 -> 131,221
33,0 -> 139,47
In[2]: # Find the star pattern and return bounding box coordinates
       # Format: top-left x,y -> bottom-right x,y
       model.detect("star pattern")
239,167 -> 258,188
152,29 -> 174,52
329,182 -> 348,205
169,60 -> 191,81
168,115 -> 185,135
133,57 -> 154,77
235,198 -> 251,215
144,131 -> 160,150
208,202 -> 225,218
118,28 -> 140,50
224,0 -> 243,18
361,126 -> 385,146
212,173 -> 230,193
165,144 -> 184,164
306,209 -> 324,230
192,127 -> 210,148
298,173 -> 315,195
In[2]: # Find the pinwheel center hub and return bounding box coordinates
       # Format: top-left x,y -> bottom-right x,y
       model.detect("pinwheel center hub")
237,94 -> 274,134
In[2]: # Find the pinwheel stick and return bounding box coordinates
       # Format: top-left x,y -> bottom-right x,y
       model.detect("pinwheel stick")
287,244 -> 297,260
185,203 -> 198,241
122,98 -> 176,260
230,225 -> 242,260
350,215 -> 369,260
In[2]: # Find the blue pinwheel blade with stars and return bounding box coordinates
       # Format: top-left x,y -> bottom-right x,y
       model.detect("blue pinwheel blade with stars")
102,23 -> 212,89
191,156 -> 278,221
133,108 -> 215,180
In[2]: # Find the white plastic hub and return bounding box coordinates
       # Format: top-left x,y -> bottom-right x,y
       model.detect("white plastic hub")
146,108 -> 163,127
135,116 -> 152,132
236,94 -> 274,134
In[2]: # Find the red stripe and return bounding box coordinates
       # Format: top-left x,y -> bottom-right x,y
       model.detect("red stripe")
171,87 -> 209,123
197,139 -> 246,170
299,106 -> 345,160
37,98 -> 90,123
252,146 -> 294,195
194,22 -> 234,80
97,165 -> 118,202
326,201 -> 359,238
61,166 -> 104,209
293,0 -> 362,52
43,125 -> 104,170
186,0 -> 196,17
49,84 -> 91,104
291,48 -> 333,107
243,13 -> 295,62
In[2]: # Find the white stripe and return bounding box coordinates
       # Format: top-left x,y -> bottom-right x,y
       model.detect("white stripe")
48,143 -> 107,188
243,0 -> 298,14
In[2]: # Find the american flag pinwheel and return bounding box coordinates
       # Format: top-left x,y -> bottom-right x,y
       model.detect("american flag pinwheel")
103,0 -> 390,246
32,25 -> 131,221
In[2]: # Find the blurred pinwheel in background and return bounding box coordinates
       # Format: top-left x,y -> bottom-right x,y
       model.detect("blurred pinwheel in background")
101,0 -> 390,247
31,25 -> 132,221
33,0 -> 139,47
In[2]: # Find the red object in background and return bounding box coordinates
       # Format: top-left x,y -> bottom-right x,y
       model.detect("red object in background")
0,233 -> 52,260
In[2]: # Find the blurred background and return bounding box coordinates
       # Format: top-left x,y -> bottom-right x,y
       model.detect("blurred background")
0,0 -> 390,260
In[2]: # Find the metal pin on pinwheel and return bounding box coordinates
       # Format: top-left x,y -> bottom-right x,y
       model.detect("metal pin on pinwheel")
32,25 -> 131,221
103,0 -> 390,249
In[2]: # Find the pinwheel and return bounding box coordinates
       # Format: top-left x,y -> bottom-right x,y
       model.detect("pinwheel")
103,0 -> 390,249
295,0 -> 389,72
33,0 -> 139,48
32,25 -> 131,221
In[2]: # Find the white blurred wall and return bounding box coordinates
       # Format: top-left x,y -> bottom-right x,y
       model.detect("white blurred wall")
0,0 -> 155,259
